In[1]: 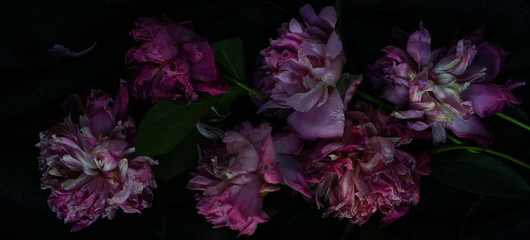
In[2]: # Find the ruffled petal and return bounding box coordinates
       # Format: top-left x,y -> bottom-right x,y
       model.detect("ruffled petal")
287,89 -> 345,140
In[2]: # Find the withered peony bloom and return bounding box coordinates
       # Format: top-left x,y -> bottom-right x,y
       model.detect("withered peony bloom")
305,103 -> 430,226
126,16 -> 228,103
187,122 -> 309,235
255,4 -> 359,140
368,24 -> 524,146
37,82 -> 157,231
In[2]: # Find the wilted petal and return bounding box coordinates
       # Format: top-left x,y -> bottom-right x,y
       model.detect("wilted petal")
462,81 -> 524,117
471,42 -> 508,82
379,203 -> 410,227
223,131 -> 260,174
48,42 -> 97,59
392,110 -> 425,119
273,130 -> 302,155
277,155 -> 311,198
113,80 -> 129,121
287,89 -> 345,140
447,115 -> 493,147
407,23 -> 431,69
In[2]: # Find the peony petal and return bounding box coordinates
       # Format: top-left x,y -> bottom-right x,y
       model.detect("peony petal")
447,115 -> 493,147
392,110 -> 425,119
409,121 -> 430,131
273,131 -> 302,155
317,6 -> 337,27
431,121 -> 447,144
186,42 -> 218,82
287,89 -> 345,140
342,74 -> 363,107
406,23 -> 431,69
286,82 -> 327,112
462,81 -> 524,117
277,154 -> 312,198
194,77 -> 230,96
471,42 -> 508,82
380,204 -> 410,227
224,131 -> 260,174
299,4 -> 334,35
113,80 -> 129,121
325,31 -> 343,59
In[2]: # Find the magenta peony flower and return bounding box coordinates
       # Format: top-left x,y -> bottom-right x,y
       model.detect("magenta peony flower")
305,103 -> 430,226
368,24 -> 524,145
255,4 -> 357,140
126,16 -> 229,103
187,122 -> 309,235
36,82 -> 157,231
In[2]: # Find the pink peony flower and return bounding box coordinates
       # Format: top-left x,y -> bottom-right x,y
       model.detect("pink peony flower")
305,103 -> 430,226
187,122 -> 309,235
126,16 -> 229,103
36,82 -> 157,231
255,4 -> 358,140
368,24 -> 524,145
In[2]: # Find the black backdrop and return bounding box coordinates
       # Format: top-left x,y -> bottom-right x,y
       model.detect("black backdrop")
2,0 -> 530,239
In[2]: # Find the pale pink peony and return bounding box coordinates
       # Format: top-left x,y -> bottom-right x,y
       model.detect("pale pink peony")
255,4 -> 356,140
305,103 -> 430,226
126,16 -> 229,103
368,24 -> 524,145
36,82 -> 157,231
187,122 -> 309,235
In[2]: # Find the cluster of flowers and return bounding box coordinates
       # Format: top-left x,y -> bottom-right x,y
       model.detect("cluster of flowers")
37,3 -> 522,235
37,16 -> 230,231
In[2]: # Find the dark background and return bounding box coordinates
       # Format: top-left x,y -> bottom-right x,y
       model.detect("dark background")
2,0 -> 530,239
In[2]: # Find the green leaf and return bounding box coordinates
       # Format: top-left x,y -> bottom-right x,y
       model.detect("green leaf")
136,99 -> 214,157
153,128 -> 206,180
431,151 -> 530,199
213,84 -> 248,114
211,38 -> 245,81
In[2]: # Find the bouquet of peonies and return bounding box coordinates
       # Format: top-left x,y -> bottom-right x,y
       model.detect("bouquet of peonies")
34,2 -> 530,239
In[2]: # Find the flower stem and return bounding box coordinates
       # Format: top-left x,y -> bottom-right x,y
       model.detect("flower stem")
447,134 -> 464,144
495,112 -> 530,131
222,74 -> 268,99
430,145 -> 530,170
354,90 -> 393,110
447,134 -> 479,153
